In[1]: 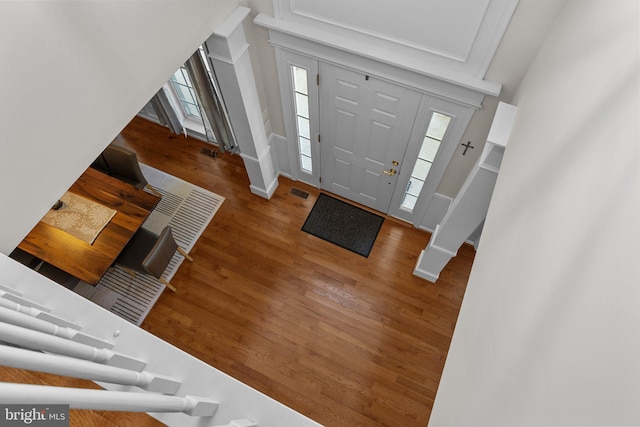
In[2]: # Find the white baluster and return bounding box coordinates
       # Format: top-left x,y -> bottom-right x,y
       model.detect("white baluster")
0,297 -> 80,330
0,282 -> 22,296
0,383 -> 218,416
0,306 -> 112,349
0,290 -> 50,313
0,322 -> 145,371
0,345 -> 181,394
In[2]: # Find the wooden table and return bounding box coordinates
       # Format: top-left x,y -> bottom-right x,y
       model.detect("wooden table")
18,167 -> 161,285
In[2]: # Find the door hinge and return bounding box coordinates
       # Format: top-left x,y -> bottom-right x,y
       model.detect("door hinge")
316,73 -> 320,85
319,176 -> 322,183
318,134 -> 321,143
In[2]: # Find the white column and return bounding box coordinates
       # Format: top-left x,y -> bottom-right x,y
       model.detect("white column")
414,102 -> 516,282
205,6 -> 279,199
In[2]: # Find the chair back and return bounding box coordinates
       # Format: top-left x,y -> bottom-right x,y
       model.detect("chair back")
102,144 -> 148,189
142,226 -> 179,279
90,154 -> 110,174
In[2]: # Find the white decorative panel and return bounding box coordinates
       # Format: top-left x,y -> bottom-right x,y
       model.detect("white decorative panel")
372,91 -> 400,116
334,158 -> 351,189
362,169 -> 380,199
273,0 -> 519,78
336,79 -> 359,103
367,121 -> 392,163
291,0 -> 490,61
334,109 -> 356,153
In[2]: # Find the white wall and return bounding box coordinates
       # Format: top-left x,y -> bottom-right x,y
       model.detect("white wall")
0,1 -> 238,255
436,0 -> 566,197
429,0 -> 640,425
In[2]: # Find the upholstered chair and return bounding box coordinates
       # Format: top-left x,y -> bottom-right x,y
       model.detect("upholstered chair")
92,143 -> 162,196
115,226 -> 192,292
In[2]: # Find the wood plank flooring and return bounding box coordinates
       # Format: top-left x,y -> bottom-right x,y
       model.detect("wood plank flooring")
117,117 -> 474,426
1,116 -> 473,427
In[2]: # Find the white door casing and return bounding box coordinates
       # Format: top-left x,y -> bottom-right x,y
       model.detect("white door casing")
319,63 -> 422,212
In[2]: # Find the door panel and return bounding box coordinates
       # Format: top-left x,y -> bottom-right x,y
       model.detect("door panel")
319,63 -> 421,212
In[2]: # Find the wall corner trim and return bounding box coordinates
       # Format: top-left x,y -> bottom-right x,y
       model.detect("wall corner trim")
213,6 -> 251,39
254,13 -> 502,98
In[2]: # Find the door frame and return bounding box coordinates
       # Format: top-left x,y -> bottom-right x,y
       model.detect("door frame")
272,35 -> 482,225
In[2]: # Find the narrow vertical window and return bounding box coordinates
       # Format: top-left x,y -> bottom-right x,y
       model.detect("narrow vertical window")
170,67 -> 201,119
292,66 -> 312,174
401,112 -> 452,211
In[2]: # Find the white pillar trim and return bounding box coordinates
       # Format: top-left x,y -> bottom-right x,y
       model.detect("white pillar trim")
206,6 -> 279,199
414,102 -> 516,282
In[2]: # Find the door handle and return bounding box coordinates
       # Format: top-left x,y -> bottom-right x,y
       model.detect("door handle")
383,168 -> 397,176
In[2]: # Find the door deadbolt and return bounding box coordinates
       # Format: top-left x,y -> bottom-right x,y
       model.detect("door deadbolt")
392,161 -> 399,166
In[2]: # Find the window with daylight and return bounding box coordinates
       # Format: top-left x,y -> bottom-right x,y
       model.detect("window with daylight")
291,65 -> 312,174
401,112 -> 452,211
170,66 -> 201,119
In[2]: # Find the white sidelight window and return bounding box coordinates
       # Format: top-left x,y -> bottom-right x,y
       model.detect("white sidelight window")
170,66 -> 201,119
276,50 -> 320,187
401,112 -> 452,211
292,66 -> 313,174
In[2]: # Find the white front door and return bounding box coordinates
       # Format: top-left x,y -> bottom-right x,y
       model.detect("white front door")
319,63 -> 422,212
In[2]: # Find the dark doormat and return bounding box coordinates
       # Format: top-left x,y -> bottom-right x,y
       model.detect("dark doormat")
302,193 -> 384,257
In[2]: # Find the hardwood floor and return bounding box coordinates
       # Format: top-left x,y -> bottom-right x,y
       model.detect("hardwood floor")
122,117 -> 474,426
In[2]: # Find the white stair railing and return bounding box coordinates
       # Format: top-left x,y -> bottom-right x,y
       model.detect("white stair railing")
0,289 -> 53,316
0,305 -> 112,349
0,292 -> 81,330
0,382 -> 218,416
0,285 -> 221,420
0,345 -> 180,394
0,321 -> 145,371
0,288 -> 221,421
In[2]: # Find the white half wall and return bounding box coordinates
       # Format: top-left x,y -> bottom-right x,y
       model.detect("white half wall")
0,1 -> 237,255
429,0 -> 640,425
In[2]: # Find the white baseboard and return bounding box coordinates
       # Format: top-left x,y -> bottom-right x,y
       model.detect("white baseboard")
250,177 -> 279,199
